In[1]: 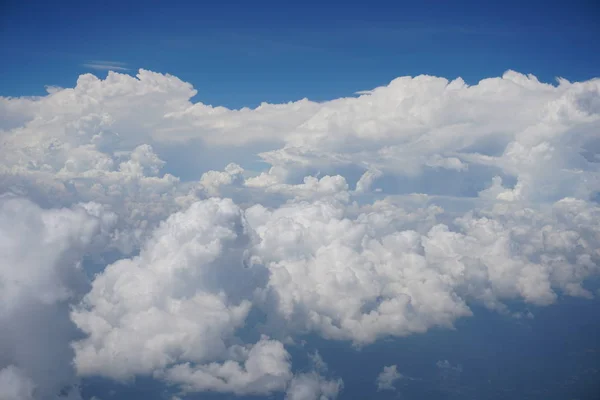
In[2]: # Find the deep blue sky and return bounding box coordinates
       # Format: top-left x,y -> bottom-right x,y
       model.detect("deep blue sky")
1,0 -> 599,108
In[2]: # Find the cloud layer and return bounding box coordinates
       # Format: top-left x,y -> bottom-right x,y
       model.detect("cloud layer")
0,69 -> 599,399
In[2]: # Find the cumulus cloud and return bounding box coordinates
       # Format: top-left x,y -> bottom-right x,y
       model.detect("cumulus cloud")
160,337 -> 293,395
245,195 -> 600,344
283,350 -> 342,400
0,68 -> 599,398
2,69 -> 598,221
199,163 -> 245,196
70,198 -> 339,396
245,198 -> 471,343
376,365 -> 402,391
247,174 -> 350,202
285,372 -> 343,400
0,196 -> 117,399
0,366 -> 36,400
71,198 -> 257,380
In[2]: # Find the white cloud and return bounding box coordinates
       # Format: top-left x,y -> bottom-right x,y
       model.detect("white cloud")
70,197 -> 338,397
354,168 -> 382,194
71,198 -> 256,380
82,61 -> 130,71
308,351 -> 328,373
2,69 -> 598,222
246,194 -> 599,343
0,366 -> 36,400
247,174 -> 350,202
160,337 -> 293,395
0,196 -> 117,400
245,198 -> 472,343
199,163 -> 244,196
376,365 -> 402,391
0,68 -> 599,398
285,372 -> 343,400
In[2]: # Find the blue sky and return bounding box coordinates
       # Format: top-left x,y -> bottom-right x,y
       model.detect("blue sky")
1,0 -> 599,108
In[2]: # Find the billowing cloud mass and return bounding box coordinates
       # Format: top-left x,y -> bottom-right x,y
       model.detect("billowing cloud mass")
71,198 -> 255,380
0,69 -> 599,399
0,196 -> 117,399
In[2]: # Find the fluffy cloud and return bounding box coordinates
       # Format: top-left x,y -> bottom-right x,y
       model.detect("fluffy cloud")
199,163 -> 245,196
285,372 -> 343,400
1,68 -> 599,398
71,198 -> 340,397
256,73 -> 599,201
71,198 -> 256,380
0,366 -> 35,400
245,198 -> 471,343
284,351 -> 342,400
160,337 -> 293,395
3,71 -> 598,205
2,70 -> 598,240
248,197 -> 598,343
376,365 -> 402,391
0,196 -> 117,399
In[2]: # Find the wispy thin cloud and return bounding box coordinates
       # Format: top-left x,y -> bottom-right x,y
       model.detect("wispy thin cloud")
82,61 -> 130,71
